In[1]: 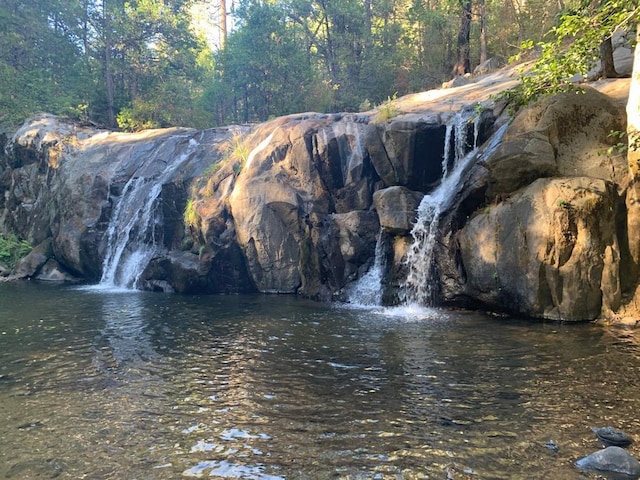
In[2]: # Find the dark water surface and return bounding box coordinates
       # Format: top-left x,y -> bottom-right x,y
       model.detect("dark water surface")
1,282 -> 640,479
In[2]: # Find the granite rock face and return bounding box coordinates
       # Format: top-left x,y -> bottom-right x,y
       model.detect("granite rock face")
1,79 -> 636,321
456,177 -> 622,320
433,87 -> 629,320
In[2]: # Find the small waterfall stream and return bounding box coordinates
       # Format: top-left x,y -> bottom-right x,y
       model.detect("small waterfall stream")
401,110 -> 481,305
348,106 -> 507,308
402,114 -> 509,306
347,109 -> 485,308
346,231 -> 385,306
99,136 -> 199,289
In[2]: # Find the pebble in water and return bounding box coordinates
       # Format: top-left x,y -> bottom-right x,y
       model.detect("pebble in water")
544,440 -> 559,453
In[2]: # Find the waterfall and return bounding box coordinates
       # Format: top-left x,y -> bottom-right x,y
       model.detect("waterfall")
401,109 -> 486,306
99,136 -> 199,289
346,231 -> 385,306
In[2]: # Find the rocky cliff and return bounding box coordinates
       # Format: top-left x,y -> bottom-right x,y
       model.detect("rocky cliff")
0,70 -> 635,321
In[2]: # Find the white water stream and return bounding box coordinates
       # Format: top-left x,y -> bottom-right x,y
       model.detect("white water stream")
346,231 -> 385,306
348,107 -> 508,308
402,116 -> 509,306
401,110 -> 481,305
99,137 -> 199,289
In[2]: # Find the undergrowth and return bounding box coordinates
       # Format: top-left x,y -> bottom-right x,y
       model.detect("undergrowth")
0,234 -> 32,270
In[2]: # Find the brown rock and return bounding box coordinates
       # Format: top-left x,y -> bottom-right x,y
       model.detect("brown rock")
457,177 -> 621,320
373,186 -> 423,234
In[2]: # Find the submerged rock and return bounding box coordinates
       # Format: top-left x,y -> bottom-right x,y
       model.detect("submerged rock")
593,427 -> 634,448
544,440 -> 559,453
576,446 -> 640,477
35,258 -> 82,283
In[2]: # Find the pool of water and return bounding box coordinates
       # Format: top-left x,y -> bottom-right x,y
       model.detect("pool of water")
1,281 -> 639,479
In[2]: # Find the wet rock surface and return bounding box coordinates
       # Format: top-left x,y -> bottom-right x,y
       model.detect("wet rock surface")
1,72 -> 637,320
576,446 -> 640,478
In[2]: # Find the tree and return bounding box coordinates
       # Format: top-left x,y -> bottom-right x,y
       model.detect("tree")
626,23 -> 640,276
452,0 -> 472,75
204,0 -> 321,124
502,0 -> 639,109
220,0 -> 227,47
598,37 -> 619,78
102,0 -> 214,129
102,0 -> 116,127
0,0 -> 591,129
478,0 -> 487,64
0,0 -> 89,126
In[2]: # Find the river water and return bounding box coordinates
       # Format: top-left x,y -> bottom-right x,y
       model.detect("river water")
1,282 -> 640,479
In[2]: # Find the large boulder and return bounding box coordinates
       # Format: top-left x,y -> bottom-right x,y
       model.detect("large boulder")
35,259 -> 81,283
0,115 -> 241,285
483,131 -> 558,198
473,56 -> 506,76
224,113 -> 376,297
12,238 -> 53,279
486,86 -> 627,200
429,85 -> 630,320
456,177 -> 622,320
373,186 -> 423,234
330,210 -> 380,282
364,116 -> 447,191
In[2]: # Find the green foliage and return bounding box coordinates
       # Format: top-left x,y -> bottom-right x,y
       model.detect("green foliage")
204,0 -> 325,124
0,234 -> 32,270
202,162 -> 222,178
0,0 -> 214,130
183,199 -> 199,230
373,94 -> 400,123
607,129 -> 629,155
501,1 -> 639,111
222,130 -> 251,166
191,129 -> 250,199
116,105 -> 156,132
358,99 -> 372,112
1,0 -> 615,129
0,0 -> 90,128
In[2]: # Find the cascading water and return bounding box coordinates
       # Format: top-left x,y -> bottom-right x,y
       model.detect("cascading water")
348,109 -> 483,308
346,231 -> 385,306
325,118 -> 381,307
99,136 -> 200,289
400,109 -> 480,306
401,108 -> 498,306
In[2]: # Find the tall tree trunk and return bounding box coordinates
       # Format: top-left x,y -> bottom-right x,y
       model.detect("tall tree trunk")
626,24 -> 640,284
103,1 -> 116,128
81,0 -> 90,60
452,0 -> 472,76
598,37 -> 619,78
319,0 -> 339,93
479,0 -> 487,64
220,0 -> 227,49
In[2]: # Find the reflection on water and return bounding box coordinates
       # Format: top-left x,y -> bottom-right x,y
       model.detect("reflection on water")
1,282 -> 640,479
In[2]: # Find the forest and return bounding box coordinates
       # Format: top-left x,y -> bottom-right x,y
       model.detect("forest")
0,0 -> 637,131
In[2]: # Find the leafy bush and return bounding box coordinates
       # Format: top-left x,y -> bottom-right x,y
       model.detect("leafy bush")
221,130 -> 250,169
373,94 -> 400,123
183,199 -> 199,230
501,1 -> 639,112
0,234 -> 32,270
